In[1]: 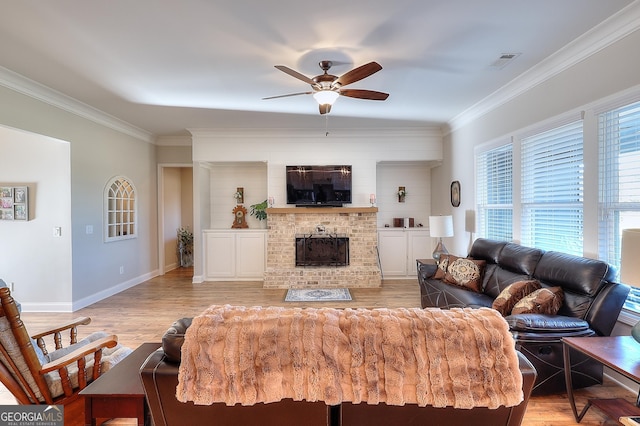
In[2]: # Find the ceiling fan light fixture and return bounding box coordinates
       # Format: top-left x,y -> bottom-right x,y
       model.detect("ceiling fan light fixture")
313,90 -> 339,105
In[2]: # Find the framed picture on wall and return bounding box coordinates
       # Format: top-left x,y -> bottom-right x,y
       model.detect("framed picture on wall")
14,204 -> 27,220
0,186 -> 29,220
0,187 -> 12,198
14,187 -> 27,203
451,181 -> 461,207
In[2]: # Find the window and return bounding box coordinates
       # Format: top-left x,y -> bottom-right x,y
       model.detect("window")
104,176 -> 137,242
521,121 -> 584,255
599,100 -> 640,312
476,144 -> 513,241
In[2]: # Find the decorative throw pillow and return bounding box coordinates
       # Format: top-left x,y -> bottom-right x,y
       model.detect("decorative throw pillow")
511,286 -> 564,315
492,280 -> 541,316
442,257 -> 486,293
432,254 -> 452,279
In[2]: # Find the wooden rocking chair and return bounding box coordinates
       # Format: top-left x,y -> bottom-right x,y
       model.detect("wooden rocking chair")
0,286 -> 132,408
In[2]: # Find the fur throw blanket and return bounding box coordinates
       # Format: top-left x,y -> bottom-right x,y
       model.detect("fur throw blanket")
176,305 -> 523,409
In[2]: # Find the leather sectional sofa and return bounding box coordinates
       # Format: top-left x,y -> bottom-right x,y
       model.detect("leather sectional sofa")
140,316 -> 537,426
418,238 -> 630,394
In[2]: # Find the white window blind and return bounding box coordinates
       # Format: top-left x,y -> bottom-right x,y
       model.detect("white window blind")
521,121 -> 583,255
599,100 -> 640,312
476,144 -> 513,241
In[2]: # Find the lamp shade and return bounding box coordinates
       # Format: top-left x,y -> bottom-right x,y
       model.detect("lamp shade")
621,228 -> 640,288
465,210 -> 476,233
429,215 -> 454,238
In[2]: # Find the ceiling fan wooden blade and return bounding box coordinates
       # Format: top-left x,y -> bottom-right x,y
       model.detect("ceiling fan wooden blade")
334,62 -> 382,87
319,104 -> 332,115
339,89 -> 389,101
262,91 -> 313,100
274,65 -> 319,87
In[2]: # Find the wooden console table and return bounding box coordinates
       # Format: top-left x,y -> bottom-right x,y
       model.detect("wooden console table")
80,342 -> 161,426
563,336 -> 640,424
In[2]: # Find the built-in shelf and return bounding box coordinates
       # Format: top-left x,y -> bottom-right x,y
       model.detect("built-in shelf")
266,207 -> 378,214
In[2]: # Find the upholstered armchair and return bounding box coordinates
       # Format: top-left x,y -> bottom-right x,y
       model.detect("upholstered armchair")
0,286 -> 132,406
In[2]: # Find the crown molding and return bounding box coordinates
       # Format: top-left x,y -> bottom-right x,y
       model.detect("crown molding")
188,126 -> 442,140
448,0 -> 640,133
0,66 -> 154,143
155,135 -> 193,146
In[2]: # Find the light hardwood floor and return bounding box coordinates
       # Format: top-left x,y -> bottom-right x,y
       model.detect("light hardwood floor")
10,268 -> 638,425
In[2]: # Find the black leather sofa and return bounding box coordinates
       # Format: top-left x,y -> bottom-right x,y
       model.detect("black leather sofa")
140,317 -> 537,426
418,238 -> 630,394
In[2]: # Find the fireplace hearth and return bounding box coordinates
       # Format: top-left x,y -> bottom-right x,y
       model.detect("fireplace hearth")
295,234 -> 349,267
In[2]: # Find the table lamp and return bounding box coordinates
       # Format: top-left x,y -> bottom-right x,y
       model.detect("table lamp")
621,228 -> 640,343
429,215 -> 454,263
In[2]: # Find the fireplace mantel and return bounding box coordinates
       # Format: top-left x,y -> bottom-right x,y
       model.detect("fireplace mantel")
266,207 -> 377,214
264,207 -> 381,288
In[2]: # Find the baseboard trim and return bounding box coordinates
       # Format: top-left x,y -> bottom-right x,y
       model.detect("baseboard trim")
604,369 -> 639,395
72,271 -> 160,312
21,270 -> 160,312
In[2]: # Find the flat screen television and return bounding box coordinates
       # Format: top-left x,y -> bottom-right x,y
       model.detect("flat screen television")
286,165 -> 352,207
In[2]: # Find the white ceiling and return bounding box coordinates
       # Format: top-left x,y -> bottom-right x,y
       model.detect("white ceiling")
0,0 -> 636,138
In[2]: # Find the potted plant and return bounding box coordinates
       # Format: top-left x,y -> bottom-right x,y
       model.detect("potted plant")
177,227 -> 194,267
250,200 -> 268,221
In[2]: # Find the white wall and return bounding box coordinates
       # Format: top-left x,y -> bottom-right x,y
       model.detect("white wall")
0,125 -> 72,307
208,162 -> 268,229
181,167 -> 193,231
190,128 -> 442,281
192,129 -> 441,204
440,27 -> 640,257
0,84 -> 158,311
163,167 -> 182,269
376,163 -> 432,228
161,166 -> 194,271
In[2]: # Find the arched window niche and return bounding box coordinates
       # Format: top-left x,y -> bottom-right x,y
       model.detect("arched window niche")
104,176 -> 137,242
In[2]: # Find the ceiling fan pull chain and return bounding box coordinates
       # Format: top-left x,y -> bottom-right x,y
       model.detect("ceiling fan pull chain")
325,114 -> 330,136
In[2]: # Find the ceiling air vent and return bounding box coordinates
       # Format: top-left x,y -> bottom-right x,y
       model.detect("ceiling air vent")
490,53 -> 521,69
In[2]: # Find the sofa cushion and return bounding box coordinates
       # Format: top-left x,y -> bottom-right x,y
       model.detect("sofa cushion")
442,256 -> 486,293
492,280 -> 541,316
506,314 -> 590,333
534,251 -> 615,297
511,287 -> 564,315
497,243 -> 544,276
432,255 -> 451,280
467,239 -> 507,265
482,266 -> 536,299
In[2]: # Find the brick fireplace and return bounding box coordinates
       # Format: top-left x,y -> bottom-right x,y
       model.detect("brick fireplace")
263,207 -> 381,288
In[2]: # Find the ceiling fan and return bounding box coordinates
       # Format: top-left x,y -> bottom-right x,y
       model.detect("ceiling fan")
264,60 -> 389,114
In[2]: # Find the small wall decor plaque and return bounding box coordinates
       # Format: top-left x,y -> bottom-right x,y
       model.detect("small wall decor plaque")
451,181 -> 461,207
397,186 -> 406,203
234,187 -> 244,204
0,186 -> 28,220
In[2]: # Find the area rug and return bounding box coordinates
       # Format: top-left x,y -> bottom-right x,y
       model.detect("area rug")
285,288 -> 352,302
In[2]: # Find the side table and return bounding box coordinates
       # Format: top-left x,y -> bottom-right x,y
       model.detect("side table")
563,336 -> 640,423
416,258 -> 436,270
80,342 -> 161,426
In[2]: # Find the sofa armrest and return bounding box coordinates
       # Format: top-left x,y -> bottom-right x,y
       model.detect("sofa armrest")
162,317 -> 192,363
418,262 -> 438,279
140,349 -> 171,426
585,282 -> 630,336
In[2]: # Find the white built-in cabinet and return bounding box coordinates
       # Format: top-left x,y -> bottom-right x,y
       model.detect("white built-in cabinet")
204,230 -> 266,280
377,228 -> 432,277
